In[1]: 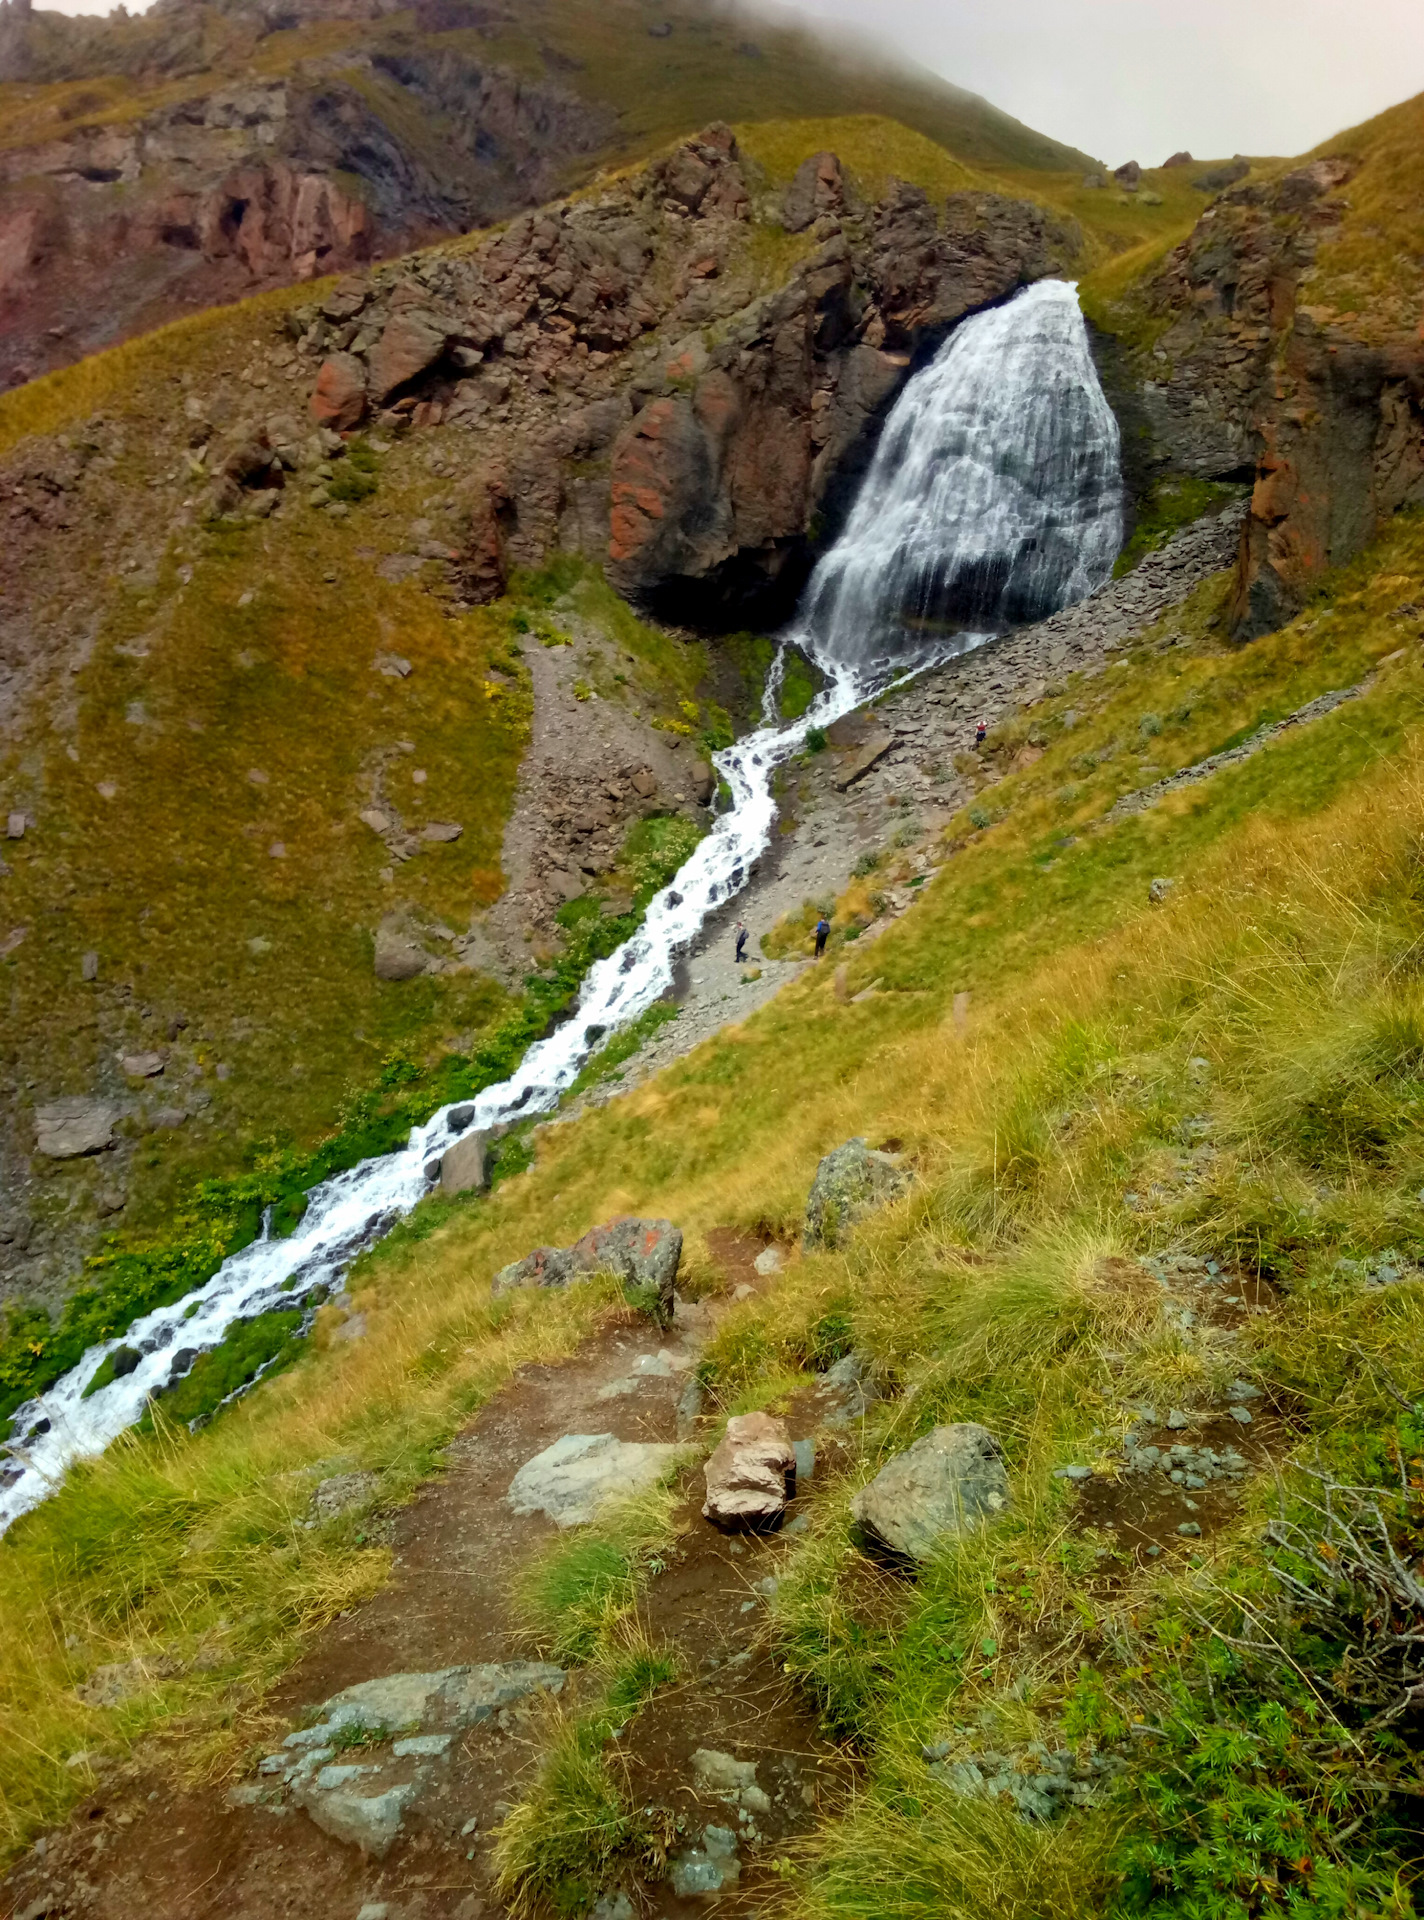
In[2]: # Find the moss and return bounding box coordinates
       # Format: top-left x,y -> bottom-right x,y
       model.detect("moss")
140,1307 -> 306,1432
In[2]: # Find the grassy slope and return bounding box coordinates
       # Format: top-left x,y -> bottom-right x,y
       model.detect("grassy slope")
5,490 -> 1424,1902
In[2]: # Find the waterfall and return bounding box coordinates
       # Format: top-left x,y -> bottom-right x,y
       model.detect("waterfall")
0,279 -> 1121,1536
798,279 -> 1122,672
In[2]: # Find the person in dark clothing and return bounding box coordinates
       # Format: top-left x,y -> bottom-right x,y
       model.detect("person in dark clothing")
734,921 -> 749,964
814,915 -> 830,958
974,717 -> 988,748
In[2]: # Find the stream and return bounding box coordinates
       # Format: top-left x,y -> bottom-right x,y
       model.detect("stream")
0,279 -> 1122,1536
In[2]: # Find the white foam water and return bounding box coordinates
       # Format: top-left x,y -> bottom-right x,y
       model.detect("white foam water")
0,279 -> 1121,1535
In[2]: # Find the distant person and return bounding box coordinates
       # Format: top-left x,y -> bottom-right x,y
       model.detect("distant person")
974,717 -> 988,748
814,915 -> 830,959
735,921 -> 749,964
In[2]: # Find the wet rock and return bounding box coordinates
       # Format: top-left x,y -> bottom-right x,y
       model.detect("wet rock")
440,1130 -> 489,1196
506,1433 -> 685,1527
35,1097 -> 116,1158
702,1411 -> 795,1530
670,1824 -> 740,1896
851,1423 -> 1010,1561
803,1137 -> 910,1249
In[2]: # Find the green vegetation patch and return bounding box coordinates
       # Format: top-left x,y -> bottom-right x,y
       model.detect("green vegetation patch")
1114,476 -> 1247,577
140,1308 -> 306,1433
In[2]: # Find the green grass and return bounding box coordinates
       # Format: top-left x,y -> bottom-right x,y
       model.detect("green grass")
516,1483 -> 685,1665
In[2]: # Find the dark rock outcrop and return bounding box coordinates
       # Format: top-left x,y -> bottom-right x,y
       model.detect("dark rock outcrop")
492,1216 -> 682,1316
1101,155 -> 1424,639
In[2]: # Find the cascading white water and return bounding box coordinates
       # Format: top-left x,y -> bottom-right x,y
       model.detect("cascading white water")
0,279 -> 1121,1535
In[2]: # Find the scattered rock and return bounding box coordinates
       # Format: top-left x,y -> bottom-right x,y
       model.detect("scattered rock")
440,1130 -> 489,1196
753,1245 -> 783,1275
832,728 -> 895,791
851,1423 -> 1011,1561
927,1738 -> 1126,1821
373,915 -> 428,982
702,1411 -> 796,1530
506,1433 -> 685,1527
118,1050 -> 165,1078
35,1097 -> 116,1158
421,821 -> 463,842
6,811 -> 26,838
358,808 -> 391,834
1149,876 -> 1175,903
81,950 -> 99,981
369,311 -> 452,404
690,1748 -> 771,1813
676,1371 -> 707,1438
491,1244 -> 581,1293
670,1825 -> 740,1896
803,1137 -> 910,1249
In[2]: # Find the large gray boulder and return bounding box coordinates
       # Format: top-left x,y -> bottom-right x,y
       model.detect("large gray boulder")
803,1138 -> 910,1249
851,1423 -> 1010,1561
506,1433 -> 685,1527
35,1097 -> 116,1158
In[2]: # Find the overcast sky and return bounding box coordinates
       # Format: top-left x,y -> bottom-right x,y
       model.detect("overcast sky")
41,0 -> 1424,166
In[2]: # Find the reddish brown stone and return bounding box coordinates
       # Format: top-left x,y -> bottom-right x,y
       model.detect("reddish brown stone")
309,352 -> 367,431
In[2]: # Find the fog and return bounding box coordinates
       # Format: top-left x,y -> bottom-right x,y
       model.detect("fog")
36,0 -> 1424,166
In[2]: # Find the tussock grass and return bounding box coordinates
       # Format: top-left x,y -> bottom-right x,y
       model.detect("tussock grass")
516,1481 -> 687,1665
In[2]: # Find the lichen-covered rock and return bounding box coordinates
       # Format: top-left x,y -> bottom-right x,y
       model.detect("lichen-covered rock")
803,1138 -> 909,1249
439,1131 -> 488,1196
852,1423 -> 1011,1561
702,1411 -> 795,1529
492,1216 -> 682,1315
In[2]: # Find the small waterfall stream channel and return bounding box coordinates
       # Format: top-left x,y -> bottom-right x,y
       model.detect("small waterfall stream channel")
0,279 -> 1123,1536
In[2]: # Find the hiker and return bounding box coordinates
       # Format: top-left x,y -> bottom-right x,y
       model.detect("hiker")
974,716 -> 988,748
814,915 -> 830,959
734,921 -> 749,964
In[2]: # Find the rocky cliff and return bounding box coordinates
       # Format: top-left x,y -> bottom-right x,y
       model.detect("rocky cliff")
290,129 -> 1079,623
0,0 -> 1097,393
1093,94 -> 1424,638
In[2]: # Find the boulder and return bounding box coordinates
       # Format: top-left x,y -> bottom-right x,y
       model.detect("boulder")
1113,160 -> 1141,187
571,1215 -> 683,1316
422,821 -> 463,843
803,1138 -> 910,1249
309,352 -> 367,431
311,1471 -> 380,1521
851,1423 -> 1011,1561
702,1411 -> 795,1530
832,728 -> 894,790
369,311 -> 451,403
506,1433 -> 685,1527
1162,150 -> 1194,168
492,1244 -> 581,1293
440,1131 -> 489,1197
35,1097 -> 116,1158
1192,156 -> 1250,192
373,916 -> 428,982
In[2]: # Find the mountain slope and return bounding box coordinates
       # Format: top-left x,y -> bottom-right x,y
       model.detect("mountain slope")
0,0 -> 1095,390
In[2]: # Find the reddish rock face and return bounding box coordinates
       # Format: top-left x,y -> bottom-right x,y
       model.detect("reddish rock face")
310,352 -> 368,431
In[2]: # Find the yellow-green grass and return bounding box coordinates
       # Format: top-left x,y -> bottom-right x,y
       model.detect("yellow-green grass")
1303,88 -> 1424,342
5,507 -> 1424,1878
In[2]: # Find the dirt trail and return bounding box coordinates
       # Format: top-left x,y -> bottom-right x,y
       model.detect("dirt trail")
0,1244 -> 854,1920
